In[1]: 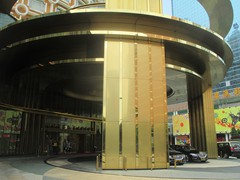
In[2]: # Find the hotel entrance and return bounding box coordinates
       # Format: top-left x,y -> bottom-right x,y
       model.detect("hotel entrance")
44,116 -> 102,155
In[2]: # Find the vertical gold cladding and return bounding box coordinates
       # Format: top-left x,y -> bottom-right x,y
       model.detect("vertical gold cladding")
106,0 -> 162,14
122,40 -> 137,168
136,41 -> 167,168
152,45 -> 168,168
103,38 -> 168,169
103,40 -> 120,169
119,42 -> 123,156
187,76 -> 207,151
134,41 -> 139,166
203,87 -> 218,158
137,42 -> 152,168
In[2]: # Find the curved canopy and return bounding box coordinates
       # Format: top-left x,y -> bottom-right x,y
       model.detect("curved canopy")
198,0 -> 233,37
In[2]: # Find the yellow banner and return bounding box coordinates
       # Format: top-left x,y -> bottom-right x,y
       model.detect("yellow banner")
172,106 -> 240,135
214,106 -> 240,133
172,114 -> 190,136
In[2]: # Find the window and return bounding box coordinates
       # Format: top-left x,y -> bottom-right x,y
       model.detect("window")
29,0 -> 46,13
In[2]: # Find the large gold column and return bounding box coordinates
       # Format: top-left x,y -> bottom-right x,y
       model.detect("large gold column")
102,0 -> 167,170
203,87 -> 218,158
187,75 -> 207,151
102,38 -> 168,169
187,76 -> 218,158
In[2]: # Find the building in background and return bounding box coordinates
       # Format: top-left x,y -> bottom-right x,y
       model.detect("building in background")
171,0 -> 240,106
170,0 -> 240,143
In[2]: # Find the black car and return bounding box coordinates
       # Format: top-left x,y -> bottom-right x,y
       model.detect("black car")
169,147 -> 186,165
217,141 -> 240,158
170,145 -> 208,162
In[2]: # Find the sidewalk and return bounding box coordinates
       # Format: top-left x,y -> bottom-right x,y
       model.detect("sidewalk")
0,155 -> 240,180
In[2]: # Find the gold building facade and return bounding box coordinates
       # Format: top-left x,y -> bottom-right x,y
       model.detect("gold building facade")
0,0 -> 234,169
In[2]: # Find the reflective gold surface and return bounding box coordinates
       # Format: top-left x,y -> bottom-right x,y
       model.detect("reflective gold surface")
103,39 -> 167,169
187,77 -> 218,158
103,122 -> 120,169
0,0 -> 233,169
106,0 -> 162,14
187,75 -> 207,151
203,87 -> 218,158
1,9 -> 232,88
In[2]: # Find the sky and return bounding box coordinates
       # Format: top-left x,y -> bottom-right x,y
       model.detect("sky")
228,0 -> 240,37
162,0 -> 172,15
161,0 -> 240,38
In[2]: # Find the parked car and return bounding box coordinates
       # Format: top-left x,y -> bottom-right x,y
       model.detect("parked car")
217,141 -> 240,158
169,147 -> 187,165
170,144 -> 208,162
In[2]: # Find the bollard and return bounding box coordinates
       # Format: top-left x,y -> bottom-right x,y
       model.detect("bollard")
96,155 -> 99,171
36,146 -> 40,157
123,156 -> 127,170
147,157 -> 149,169
150,157 -> 153,170
174,157 -> 177,168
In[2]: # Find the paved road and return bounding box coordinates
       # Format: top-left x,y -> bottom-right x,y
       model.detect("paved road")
0,155 -> 240,180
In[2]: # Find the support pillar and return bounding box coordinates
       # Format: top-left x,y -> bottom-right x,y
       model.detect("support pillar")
203,87 -> 218,158
187,75 -> 206,151
187,76 -> 218,158
102,38 -> 168,169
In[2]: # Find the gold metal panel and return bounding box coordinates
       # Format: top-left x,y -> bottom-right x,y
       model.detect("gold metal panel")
203,87 -> 218,158
103,39 -> 168,169
103,40 -> 121,169
122,41 -> 136,123
135,0 -> 148,12
151,45 -> 166,80
106,0 -> 162,14
105,41 -> 120,78
122,122 -> 136,168
104,78 -> 120,122
104,122 -> 120,169
106,0 -> 135,10
137,43 -> 150,123
137,43 -> 150,80
149,0 -> 162,14
138,122 -> 151,168
153,99 -> 167,123
122,40 -> 135,79
151,43 -> 167,124
188,82 -> 207,150
138,79 -> 150,123
105,0 -> 120,9
122,79 -> 135,122
154,123 -> 168,168
151,43 -> 167,168
120,0 -> 134,10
